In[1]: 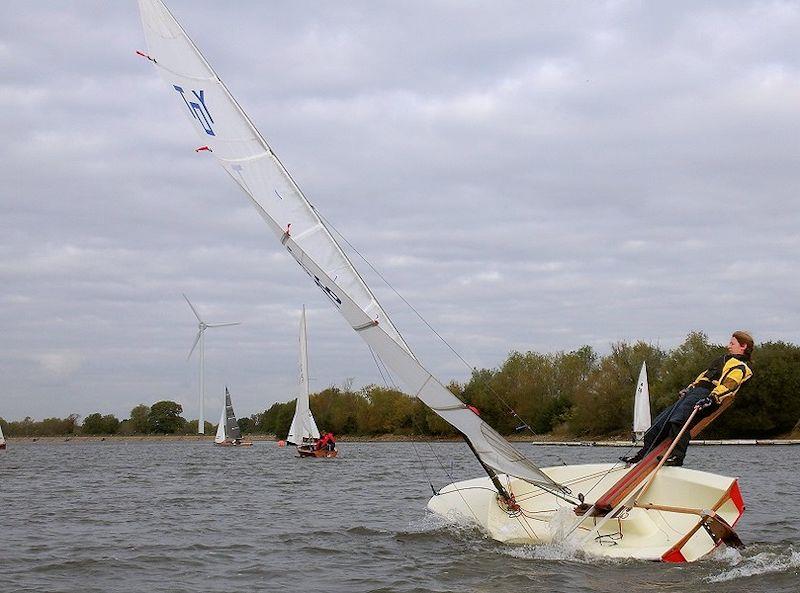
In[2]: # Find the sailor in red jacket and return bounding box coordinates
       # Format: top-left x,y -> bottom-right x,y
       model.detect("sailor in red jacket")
315,432 -> 336,451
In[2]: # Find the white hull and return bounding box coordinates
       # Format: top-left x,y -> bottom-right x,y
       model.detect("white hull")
427,463 -> 744,562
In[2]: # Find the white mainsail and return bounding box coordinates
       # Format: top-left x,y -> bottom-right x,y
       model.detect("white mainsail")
138,0 -> 562,491
633,361 -> 651,438
0,422 -> 5,446
214,399 -> 226,444
287,306 -> 321,445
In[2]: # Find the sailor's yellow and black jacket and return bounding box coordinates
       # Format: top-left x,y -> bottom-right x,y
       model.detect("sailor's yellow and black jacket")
687,354 -> 753,404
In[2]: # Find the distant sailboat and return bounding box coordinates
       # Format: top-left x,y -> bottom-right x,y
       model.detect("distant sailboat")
214,387 -> 253,447
632,362 -> 651,442
0,422 -> 6,450
298,431 -> 338,458
286,306 -> 322,449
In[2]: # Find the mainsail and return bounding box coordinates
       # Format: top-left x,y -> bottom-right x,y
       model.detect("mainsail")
214,401 -> 226,444
215,387 -> 242,443
224,388 -> 242,441
138,0 -> 562,492
287,306 -> 321,446
633,362 -> 651,438
0,422 -> 5,447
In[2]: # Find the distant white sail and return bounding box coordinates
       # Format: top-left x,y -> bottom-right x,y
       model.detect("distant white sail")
287,306 -> 321,445
633,362 -> 651,437
0,422 -> 5,446
215,387 -> 243,443
138,0 -> 562,491
214,400 -> 226,444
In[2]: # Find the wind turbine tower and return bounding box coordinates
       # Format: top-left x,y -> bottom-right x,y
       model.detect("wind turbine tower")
184,294 -> 240,434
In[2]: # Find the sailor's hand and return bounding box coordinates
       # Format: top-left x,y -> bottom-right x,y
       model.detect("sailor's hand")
678,388 -> 689,398
695,396 -> 715,410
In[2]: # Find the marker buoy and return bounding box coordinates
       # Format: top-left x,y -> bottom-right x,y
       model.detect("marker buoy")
277,440 -> 286,447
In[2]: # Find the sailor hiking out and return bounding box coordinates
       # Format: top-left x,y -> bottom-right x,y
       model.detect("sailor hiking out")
621,331 -> 754,467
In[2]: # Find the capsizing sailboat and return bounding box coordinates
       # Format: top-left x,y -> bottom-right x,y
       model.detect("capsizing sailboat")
632,361 -> 651,442
137,0 -> 745,562
214,387 -> 253,447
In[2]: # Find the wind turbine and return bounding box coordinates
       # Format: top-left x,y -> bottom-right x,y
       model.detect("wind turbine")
183,294 -> 240,434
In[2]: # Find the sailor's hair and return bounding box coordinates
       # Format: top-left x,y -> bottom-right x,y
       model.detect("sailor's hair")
732,330 -> 754,360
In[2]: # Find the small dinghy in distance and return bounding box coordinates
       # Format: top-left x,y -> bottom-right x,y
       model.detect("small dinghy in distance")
298,432 -> 338,458
297,447 -> 339,457
137,0 -> 745,561
286,306 -> 325,454
214,388 -> 253,447
0,422 -> 6,450
297,447 -> 338,458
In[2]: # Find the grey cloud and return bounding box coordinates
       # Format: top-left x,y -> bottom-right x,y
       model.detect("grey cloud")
1,1 -> 797,421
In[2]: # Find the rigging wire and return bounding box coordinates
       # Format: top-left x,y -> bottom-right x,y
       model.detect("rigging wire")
578,405 -> 683,501
313,208 -> 620,506
314,208 -> 556,447
411,437 -> 438,496
367,345 -> 391,388
366,344 -> 442,498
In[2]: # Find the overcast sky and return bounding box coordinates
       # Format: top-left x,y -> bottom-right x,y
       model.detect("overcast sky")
2,1 -> 798,423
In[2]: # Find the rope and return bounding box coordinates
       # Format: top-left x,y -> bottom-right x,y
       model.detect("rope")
367,345 -> 391,388
411,438 -> 438,496
366,343 -> 442,498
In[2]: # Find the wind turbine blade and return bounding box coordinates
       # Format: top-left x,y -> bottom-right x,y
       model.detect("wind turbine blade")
187,330 -> 202,360
206,322 -> 241,328
183,293 -> 203,323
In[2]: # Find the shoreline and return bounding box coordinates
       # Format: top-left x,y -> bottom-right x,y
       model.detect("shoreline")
5,434 -> 799,445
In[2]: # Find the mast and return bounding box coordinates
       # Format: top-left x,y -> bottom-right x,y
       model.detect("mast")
287,305 -> 320,445
138,0 -> 565,494
462,434 -> 514,502
199,329 -> 205,434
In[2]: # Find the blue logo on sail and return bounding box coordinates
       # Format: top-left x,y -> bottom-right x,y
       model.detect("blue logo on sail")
173,85 -> 215,136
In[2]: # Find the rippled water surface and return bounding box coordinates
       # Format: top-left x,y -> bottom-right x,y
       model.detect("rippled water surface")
2,442 -> 798,592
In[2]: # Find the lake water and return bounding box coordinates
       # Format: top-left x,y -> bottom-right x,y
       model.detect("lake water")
1,441 -> 797,592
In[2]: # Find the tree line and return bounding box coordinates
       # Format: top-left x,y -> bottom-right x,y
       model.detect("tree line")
0,401 -> 198,437
3,333 -> 798,439
252,332 -> 800,439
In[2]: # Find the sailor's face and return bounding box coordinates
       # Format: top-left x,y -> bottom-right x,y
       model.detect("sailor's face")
727,336 -> 746,355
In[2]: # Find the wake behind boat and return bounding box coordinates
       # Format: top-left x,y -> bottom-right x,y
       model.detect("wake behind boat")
137,0 -> 745,561
214,388 -> 252,447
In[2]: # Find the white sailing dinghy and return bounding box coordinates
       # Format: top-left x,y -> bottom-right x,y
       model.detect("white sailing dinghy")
286,306 -> 321,449
137,0 -> 745,562
285,306 -> 337,458
214,387 -> 253,447
0,422 -> 6,450
632,361 -> 651,442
